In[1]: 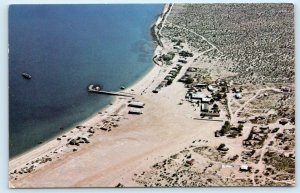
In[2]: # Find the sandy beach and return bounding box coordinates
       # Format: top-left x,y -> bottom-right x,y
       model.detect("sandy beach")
9,4 -> 221,187
8,4 -> 191,187
9,3 -> 295,188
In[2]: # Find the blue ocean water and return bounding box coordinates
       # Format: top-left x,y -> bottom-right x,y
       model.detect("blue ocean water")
9,4 -> 163,158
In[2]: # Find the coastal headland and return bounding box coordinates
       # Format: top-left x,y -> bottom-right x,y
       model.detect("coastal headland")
9,3 -> 295,187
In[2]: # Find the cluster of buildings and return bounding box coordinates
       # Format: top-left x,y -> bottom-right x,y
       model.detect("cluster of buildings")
152,64 -> 182,93
177,49 -> 193,64
243,125 -> 270,149
185,79 -> 230,117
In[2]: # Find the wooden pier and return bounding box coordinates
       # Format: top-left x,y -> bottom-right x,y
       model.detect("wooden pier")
88,85 -> 134,97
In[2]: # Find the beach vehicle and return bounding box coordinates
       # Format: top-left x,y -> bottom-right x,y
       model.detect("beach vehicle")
21,72 -> 32,80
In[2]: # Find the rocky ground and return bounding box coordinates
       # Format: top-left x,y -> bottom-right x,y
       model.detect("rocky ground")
132,3 -> 295,187
163,4 -> 294,84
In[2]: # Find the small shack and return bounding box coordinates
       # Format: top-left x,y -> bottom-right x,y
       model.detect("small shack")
164,76 -> 173,81
260,125 -> 269,130
235,93 -> 242,99
208,85 -> 218,92
186,159 -> 195,166
201,97 -> 211,103
190,92 -> 206,100
128,101 -> 145,108
281,87 -> 290,92
240,164 -> 250,172
201,103 -> 209,112
178,59 -> 187,64
279,118 -> 289,125
194,83 -> 208,88
128,108 -> 143,115
187,67 -> 197,72
238,120 -> 247,124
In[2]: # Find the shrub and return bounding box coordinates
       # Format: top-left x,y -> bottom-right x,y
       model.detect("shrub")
217,143 -> 226,150
185,77 -> 194,84
167,79 -> 173,85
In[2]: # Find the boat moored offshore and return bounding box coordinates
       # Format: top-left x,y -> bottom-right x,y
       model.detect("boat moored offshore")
22,73 -> 32,80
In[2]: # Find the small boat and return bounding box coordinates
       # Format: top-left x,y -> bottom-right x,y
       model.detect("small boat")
88,84 -> 101,91
22,73 -> 32,80
120,86 -> 125,90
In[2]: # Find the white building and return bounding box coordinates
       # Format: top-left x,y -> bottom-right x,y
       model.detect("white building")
201,103 -> 209,112
235,93 -> 242,99
190,92 -> 206,100
201,97 -> 211,103
208,85 -> 219,92
128,108 -> 143,114
128,101 -> 145,108
240,164 -> 249,172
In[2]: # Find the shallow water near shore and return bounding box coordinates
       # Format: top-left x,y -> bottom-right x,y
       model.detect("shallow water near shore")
9,4 -> 163,158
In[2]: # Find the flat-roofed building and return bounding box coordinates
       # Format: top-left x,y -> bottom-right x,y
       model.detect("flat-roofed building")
128,101 -> 145,108
235,93 -> 242,99
201,97 -> 211,103
190,92 -> 206,100
240,164 -> 249,172
201,103 -> 209,112
128,108 -> 143,114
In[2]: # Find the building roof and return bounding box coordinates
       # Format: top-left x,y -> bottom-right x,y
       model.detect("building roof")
202,97 -> 211,103
195,83 -> 208,87
201,103 -> 209,111
235,93 -> 242,99
240,164 -> 249,170
191,92 -> 206,100
208,85 -> 217,91
129,101 -> 145,107
279,118 -> 289,123
260,125 -> 269,129
129,108 -> 143,114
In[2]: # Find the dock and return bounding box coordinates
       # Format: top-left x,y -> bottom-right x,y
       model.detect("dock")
88,85 -> 134,97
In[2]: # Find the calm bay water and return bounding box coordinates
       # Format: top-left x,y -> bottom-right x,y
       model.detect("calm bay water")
9,4 -> 163,158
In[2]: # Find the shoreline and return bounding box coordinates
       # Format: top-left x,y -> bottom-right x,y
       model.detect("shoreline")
9,4 -> 169,162
151,4 -> 172,48
9,3 -> 171,182
8,62 -> 160,164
